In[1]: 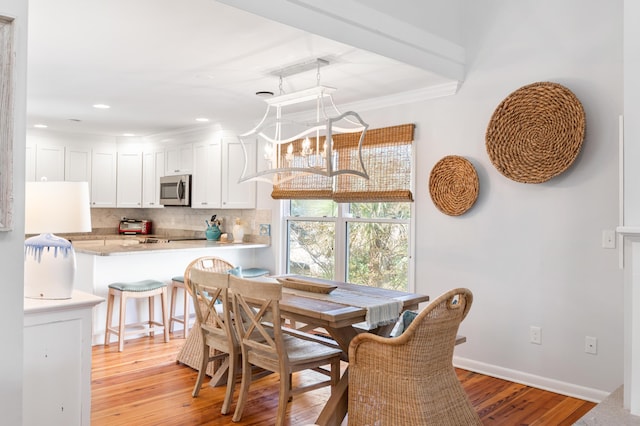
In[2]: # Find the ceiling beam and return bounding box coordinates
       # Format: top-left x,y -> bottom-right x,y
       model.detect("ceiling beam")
216,0 -> 466,82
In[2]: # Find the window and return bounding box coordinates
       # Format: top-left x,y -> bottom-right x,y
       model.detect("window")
285,200 -> 413,291
280,123 -> 416,291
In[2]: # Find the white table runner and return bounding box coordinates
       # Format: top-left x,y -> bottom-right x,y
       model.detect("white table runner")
282,286 -> 403,329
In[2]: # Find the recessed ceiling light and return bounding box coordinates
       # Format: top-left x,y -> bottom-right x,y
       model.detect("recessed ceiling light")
33,124 -> 48,128
195,117 -> 210,122
122,133 -> 136,137
93,104 -> 110,109
256,91 -> 274,98
68,118 -> 82,122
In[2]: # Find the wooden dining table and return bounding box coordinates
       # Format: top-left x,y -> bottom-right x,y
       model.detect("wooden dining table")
274,276 -> 429,426
176,275 -> 429,426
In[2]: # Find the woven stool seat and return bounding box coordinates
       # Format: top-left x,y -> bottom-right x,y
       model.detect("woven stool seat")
108,279 -> 166,292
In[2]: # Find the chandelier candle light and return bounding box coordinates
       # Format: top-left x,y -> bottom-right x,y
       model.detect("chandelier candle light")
24,181 -> 92,299
238,58 -> 370,185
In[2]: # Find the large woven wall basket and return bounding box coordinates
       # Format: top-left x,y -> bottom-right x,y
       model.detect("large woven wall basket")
485,81 -> 586,184
429,155 -> 479,216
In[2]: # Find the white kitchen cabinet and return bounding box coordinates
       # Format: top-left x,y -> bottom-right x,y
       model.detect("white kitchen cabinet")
116,151 -> 143,207
35,143 -> 65,181
23,291 -> 104,426
164,142 -> 193,176
142,148 -> 165,208
25,144 -> 36,182
26,143 -> 91,184
191,139 -> 222,208
91,146 -> 117,208
221,137 -> 256,209
191,137 -> 255,209
65,144 -> 92,183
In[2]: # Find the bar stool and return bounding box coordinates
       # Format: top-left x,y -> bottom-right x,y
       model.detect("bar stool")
169,268 -> 269,339
104,279 -> 170,352
169,275 -> 192,338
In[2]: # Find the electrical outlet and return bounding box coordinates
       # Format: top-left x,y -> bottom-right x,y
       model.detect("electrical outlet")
530,326 -> 541,345
585,336 -> 597,354
259,224 -> 271,236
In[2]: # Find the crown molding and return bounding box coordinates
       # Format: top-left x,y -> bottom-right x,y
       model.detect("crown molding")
342,81 -> 462,113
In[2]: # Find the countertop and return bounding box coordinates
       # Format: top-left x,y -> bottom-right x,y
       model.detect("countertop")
24,290 -> 105,313
73,238 -> 269,256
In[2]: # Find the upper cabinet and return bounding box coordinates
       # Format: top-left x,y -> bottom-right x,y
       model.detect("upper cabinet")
35,144 -> 65,181
25,143 -> 90,183
65,144 -> 92,183
116,151 -> 143,208
164,142 -> 193,176
221,137 -> 256,209
191,137 -> 256,209
91,145 -> 117,208
191,139 -> 222,208
142,148 -> 165,208
25,130 -> 258,211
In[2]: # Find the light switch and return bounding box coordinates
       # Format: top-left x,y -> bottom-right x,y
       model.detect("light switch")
602,230 -> 616,249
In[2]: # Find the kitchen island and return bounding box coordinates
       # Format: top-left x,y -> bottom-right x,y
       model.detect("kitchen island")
73,239 -> 270,344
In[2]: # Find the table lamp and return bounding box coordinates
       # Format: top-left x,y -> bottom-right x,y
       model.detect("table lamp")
24,181 -> 92,299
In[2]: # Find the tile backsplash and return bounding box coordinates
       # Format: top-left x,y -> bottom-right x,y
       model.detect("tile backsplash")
88,208 -> 272,243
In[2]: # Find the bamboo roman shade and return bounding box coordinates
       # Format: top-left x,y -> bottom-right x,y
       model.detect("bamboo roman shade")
271,123 -> 415,202
270,137 -> 334,200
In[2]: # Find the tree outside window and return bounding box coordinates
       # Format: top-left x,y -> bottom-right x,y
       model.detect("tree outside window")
286,200 -> 411,290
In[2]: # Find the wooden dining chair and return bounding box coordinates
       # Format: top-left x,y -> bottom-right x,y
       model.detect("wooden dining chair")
229,275 -> 343,426
183,256 -> 237,415
348,287 -> 481,426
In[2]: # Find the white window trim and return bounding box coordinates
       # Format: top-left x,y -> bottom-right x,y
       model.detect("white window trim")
281,200 -> 416,291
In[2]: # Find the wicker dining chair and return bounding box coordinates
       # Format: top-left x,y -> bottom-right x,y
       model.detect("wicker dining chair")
182,256 -> 237,415
229,275 -> 343,426
348,288 -> 481,426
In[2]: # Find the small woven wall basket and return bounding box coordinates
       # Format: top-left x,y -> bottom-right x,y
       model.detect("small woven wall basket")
429,155 -> 479,216
485,81 -> 586,184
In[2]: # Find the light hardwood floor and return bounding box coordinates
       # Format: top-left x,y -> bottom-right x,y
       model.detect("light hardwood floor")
91,334 -> 595,425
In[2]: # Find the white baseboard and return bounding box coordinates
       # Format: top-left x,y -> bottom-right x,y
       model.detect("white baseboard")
453,356 -> 610,403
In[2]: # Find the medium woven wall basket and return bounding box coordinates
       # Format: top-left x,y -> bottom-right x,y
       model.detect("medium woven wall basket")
485,81 -> 586,184
429,155 -> 479,216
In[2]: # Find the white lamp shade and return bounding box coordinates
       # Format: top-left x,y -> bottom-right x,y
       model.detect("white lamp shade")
25,181 -> 92,234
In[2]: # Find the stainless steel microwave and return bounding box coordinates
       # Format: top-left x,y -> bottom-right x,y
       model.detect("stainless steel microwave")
159,174 -> 191,206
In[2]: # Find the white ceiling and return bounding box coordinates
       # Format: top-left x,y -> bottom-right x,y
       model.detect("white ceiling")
26,0 -> 456,137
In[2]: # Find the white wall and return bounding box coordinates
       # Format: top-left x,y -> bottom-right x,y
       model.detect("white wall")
0,0 -> 27,423
371,0 -> 623,399
459,0 -> 622,399
624,0 -> 640,225
258,0 -> 624,400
